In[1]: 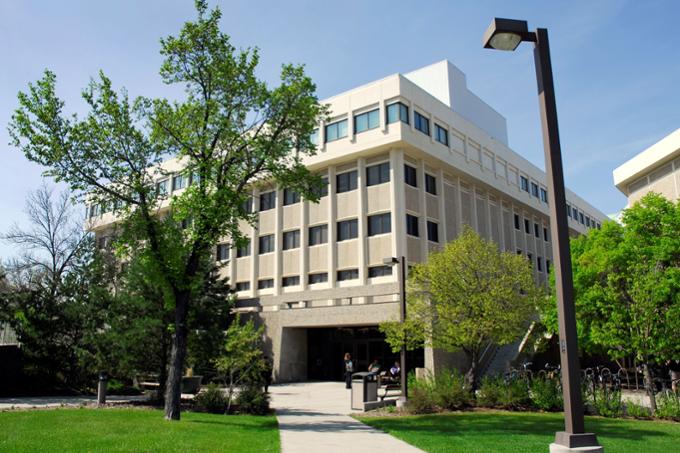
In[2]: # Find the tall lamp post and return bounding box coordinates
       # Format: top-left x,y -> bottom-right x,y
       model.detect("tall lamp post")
483,19 -> 602,452
383,256 -> 407,403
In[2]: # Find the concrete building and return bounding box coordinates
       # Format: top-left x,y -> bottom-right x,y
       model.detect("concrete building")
613,128 -> 680,206
90,61 -> 606,382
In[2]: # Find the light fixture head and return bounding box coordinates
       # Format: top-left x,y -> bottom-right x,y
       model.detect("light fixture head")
382,257 -> 399,266
483,18 -> 532,51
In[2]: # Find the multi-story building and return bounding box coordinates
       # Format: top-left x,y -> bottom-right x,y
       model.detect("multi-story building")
90,61 -> 606,382
613,128 -> 680,206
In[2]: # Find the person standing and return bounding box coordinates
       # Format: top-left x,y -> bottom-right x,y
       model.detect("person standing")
344,353 -> 354,389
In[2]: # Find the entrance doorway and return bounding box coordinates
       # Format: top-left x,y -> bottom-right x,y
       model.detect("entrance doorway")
306,326 -> 424,381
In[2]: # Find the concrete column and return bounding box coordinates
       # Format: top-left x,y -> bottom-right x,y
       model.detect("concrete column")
357,157 -> 368,284
274,186 -> 283,295
328,166 -> 337,288
250,187 -> 260,296
456,176 -> 464,233
390,149 -> 406,262
418,159 -> 428,260
300,194 -> 309,291
437,168 -> 446,247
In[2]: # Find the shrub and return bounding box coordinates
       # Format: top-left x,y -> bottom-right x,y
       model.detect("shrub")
106,379 -> 142,396
589,388 -> 622,417
235,385 -> 270,415
530,378 -> 563,411
194,383 -> 227,414
655,392 -> 680,420
431,370 -> 471,410
625,401 -> 651,419
407,386 -> 437,414
477,375 -> 504,407
500,378 -> 531,409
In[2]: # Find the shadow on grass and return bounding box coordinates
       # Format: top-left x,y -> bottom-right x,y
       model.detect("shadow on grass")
187,417 -> 279,431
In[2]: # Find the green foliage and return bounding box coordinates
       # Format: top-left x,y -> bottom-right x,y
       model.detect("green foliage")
475,375 -> 530,409
407,386 -> 437,415
529,378 -> 563,411
588,388 -> 623,418
476,376 -> 505,407
624,401 -> 651,419
235,385 -> 270,415
655,392 -> 680,420
194,383 -> 228,414
407,370 -> 470,414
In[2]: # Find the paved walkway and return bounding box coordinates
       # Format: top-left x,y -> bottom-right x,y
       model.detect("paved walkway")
0,395 -> 149,409
269,382 -> 423,453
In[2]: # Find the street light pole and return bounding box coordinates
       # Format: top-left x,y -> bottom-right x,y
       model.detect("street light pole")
384,255 -> 408,402
483,19 -> 601,452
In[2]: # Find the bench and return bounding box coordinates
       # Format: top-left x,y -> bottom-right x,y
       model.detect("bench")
378,372 -> 402,401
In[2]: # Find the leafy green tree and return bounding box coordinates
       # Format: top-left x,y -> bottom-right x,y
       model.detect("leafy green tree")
539,193 -> 680,411
9,1 -> 325,419
381,228 -> 541,389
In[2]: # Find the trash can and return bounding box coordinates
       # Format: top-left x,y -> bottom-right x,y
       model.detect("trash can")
351,372 -> 378,410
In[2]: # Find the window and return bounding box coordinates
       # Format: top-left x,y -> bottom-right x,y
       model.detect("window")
386,102 -> 409,124
579,212 -> 585,224
585,216 -> 591,227
368,213 -> 391,236
312,176 -> 329,198
260,191 -> 276,211
537,257 -> 543,272
427,221 -> 439,243
404,164 -> 417,187
546,259 -> 551,274
172,174 -> 187,191
524,218 -> 530,234
308,272 -> 328,284
309,224 -> 328,246
534,223 -> 540,238
282,276 -> 300,287
517,249 -> 523,255
514,214 -> 520,230
258,279 -> 274,289
596,223 -> 601,229
88,204 -> 100,218
366,162 -> 390,186
310,128 -> 319,146
531,182 -> 539,198
425,174 -> 437,195
337,219 -> 358,241
543,227 -> 549,242
190,172 -> 200,186
520,176 -> 529,192
354,109 -> 379,134
337,269 -> 359,281
180,217 -> 192,230
566,204 -> 572,218
336,170 -> 357,193
572,207 -> 579,219
216,243 -> 230,261
368,266 -> 393,278
527,253 -> 533,267
435,124 -> 448,146
235,281 -> 250,292
283,188 -> 299,206
406,214 -> 419,237
325,119 -> 348,143
540,188 -> 548,203
414,111 -> 430,135
236,239 -> 251,257
157,179 -> 169,196
241,197 -> 253,214
259,234 -> 274,254
283,230 -> 300,250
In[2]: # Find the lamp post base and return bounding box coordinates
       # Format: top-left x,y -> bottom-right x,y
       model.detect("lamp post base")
395,397 -> 407,409
549,432 -> 603,453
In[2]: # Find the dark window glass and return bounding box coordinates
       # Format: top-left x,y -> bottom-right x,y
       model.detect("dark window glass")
258,279 -> 274,289
596,223 -> 601,229
579,212 -> 584,224
427,221 -> 439,243
386,102 -> 409,124
531,182 -> 539,197
406,214 -> 419,237
540,188 -> 548,203
537,257 -> 543,272
236,239 -> 251,257
308,273 -> 328,284
282,276 -> 300,287
567,204 -> 571,217
368,213 -> 391,236
425,174 -> 437,195
235,281 -> 250,291
520,176 -> 529,192
283,230 -> 300,250
573,207 -> 579,219
241,197 -> 253,214
368,266 -> 393,278
514,214 -> 520,230
337,219 -> 358,241
527,253 -> 533,267
404,165 -> 417,187
366,162 -> 390,186
336,170 -> 358,193
172,174 -> 187,191
190,172 -> 201,186
337,269 -> 359,281
259,234 -> 274,254
310,128 -> 319,145
311,176 -> 329,198
309,224 -> 328,246
546,260 -> 551,274
534,223 -> 540,238
524,218 -> 530,234
354,109 -> 380,134
260,191 -> 276,211
543,227 -> 549,242
324,119 -> 348,143
216,243 -> 230,261
585,216 -> 591,227
283,188 -> 300,206
414,111 -> 430,135
157,179 -> 169,196
435,124 -> 449,146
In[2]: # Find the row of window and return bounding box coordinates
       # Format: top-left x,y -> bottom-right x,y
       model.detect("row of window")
405,214 -> 439,243
519,176 -> 549,204
404,164 -> 438,195
513,214 -> 550,242
233,265 -> 394,291
517,249 -> 551,275
566,203 -> 600,229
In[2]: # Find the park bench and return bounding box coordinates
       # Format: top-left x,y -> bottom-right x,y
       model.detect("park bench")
133,373 -> 160,391
378,372 -> 402,401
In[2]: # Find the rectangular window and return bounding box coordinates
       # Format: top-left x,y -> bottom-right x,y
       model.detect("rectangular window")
258,279 -> 274,289
543,227 -> 549,242
258,234 -> 274,254
309,224 -> 328,246
425,174 -> 437,195
236,239 -> 251,257
368,266 -> 393,278
283,230 -> 300,250
514,214 -> 520,230
241,197 -> 253,214
337,269 -> 359,281
337,219 -> 358,241
190,172 -> 200,186
157,179 -> 169,196
585,216 -> 591,227
386,102 -> 409,124
596,223 -> 601,229
368,213 -> 391,236
524,218 -> 530,234
579,212 -> 585,224
354,109 -> 379,134
527,253 -> 533,267
406,214 -> 419,237
520,176 -> 529,192
310,128 -> 319,146
531,182 -> 539,198
534,223 -> 540,238
324,119 -> 348,143
235,281 -> 250,292
366,162 -> 390,186
566,204 -> 572,218
414,111 -> 430,136
308,272 -> 328,284
573,207 -> 579,219
172,174 -> 187,191
282,276 -> 300,287
336,170 -> 358,193
283,188 -> 300,206
546,259 -> 551,274
216,243 -> 230,261
537,257 -> 543,272
427,221 -> 439,243
312,176 -> 329,198
540,188 -> 548,203
404,164 -> 417,187
435,124 -> 449,146
260,191 -> 276,211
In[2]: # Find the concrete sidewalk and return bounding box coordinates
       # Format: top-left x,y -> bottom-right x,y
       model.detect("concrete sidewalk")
270,382 -> 423,453
0,395 -> 149,409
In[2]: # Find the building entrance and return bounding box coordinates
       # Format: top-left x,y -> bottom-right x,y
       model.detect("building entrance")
306,326 -> 424,381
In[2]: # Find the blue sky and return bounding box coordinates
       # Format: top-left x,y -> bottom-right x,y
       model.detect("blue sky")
1,0 -> 678,259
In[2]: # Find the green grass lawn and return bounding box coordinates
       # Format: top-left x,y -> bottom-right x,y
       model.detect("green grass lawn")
0,408 -> 279,453
358,410 -> 680,453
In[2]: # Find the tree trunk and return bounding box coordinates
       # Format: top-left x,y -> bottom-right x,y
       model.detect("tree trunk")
465,350 -> 479,392
164,291 -> 190,420
156,336 -> 169,404
642,363 -> 657,413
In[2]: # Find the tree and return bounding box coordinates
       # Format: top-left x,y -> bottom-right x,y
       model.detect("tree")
539,193 -> 680,411
9,1 -> 325,419
381,228 -> 541,389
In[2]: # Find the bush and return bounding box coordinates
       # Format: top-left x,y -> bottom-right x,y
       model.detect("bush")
500,378 -> 531,409
407,386 -> 437,414
194,383 -> 227,414
106,379 -> 143,396
588,388 -> 622,417
431,370 -> 471,410
530,378 -> 563,411
655,392 -> 680,420
625,401 -> 651,419
235,385 -> 270,415
476,375 -> 504,407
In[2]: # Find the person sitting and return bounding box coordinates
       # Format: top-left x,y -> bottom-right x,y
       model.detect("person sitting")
368,358 -> 381,375
389,361 -> 401,379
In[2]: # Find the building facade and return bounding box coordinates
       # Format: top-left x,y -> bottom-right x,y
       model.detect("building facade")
90,61 -> 606,382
